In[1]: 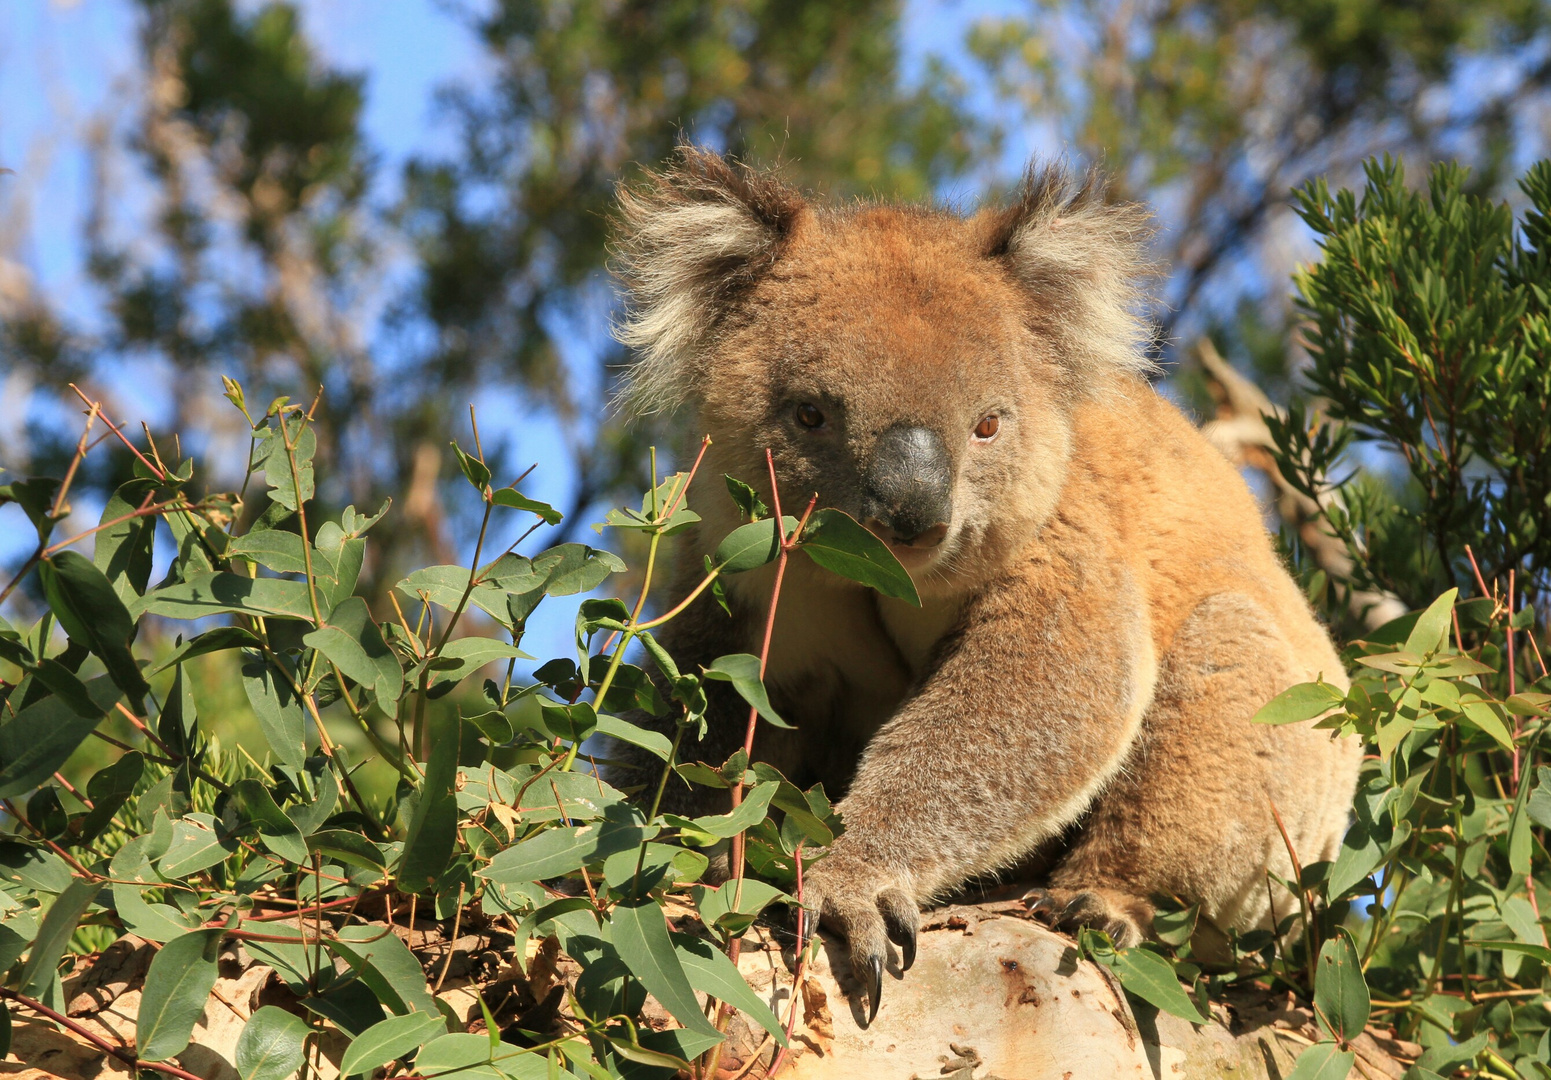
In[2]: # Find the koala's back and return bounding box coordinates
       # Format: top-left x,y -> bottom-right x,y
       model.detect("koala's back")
1066,381 -> 1344,682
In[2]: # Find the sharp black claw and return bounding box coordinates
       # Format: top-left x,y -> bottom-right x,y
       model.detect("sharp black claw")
866,954 -> 883,1025
901,925 -> 916,972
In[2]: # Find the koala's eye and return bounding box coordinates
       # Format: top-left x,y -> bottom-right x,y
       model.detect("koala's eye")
973,414 -> 1000,441
795,403 -> 826,429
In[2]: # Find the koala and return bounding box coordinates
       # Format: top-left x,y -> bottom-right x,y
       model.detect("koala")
607,147 -> 1361,1021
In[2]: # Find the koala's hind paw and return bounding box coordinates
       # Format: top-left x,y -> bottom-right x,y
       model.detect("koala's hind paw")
800,857 -> 919,1025
1024,885 -> 1154,948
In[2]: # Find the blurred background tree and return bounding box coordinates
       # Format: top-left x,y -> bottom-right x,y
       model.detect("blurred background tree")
4,0 -> 1551,628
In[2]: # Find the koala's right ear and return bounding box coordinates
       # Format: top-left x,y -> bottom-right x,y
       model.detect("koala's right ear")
612,146 -> 805,414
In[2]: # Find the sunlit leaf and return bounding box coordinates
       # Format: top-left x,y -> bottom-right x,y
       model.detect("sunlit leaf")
799,508 -> 919,605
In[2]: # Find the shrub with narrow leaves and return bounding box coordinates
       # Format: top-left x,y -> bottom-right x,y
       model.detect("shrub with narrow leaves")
0,385 -> 928,1076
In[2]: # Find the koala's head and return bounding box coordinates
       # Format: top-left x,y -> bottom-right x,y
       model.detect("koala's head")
612,148 -> 1155,597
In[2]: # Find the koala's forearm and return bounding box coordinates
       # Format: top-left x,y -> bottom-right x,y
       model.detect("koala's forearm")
832,586 -> 1155,899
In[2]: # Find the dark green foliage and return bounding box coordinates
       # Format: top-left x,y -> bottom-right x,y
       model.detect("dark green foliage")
1273,158 -> 1551,613
0,388 -> 916,1076
1194,156 -> 1551,1078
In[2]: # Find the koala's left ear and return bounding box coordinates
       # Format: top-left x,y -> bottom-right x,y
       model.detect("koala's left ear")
980,163 -> 1159,388
612,146 -> 806,414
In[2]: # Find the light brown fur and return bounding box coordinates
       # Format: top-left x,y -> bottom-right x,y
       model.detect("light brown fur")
609,148 -> 1360,1009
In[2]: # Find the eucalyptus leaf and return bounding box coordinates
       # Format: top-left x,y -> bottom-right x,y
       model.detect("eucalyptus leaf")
799,507 -> 920,606
610,898 -> 723,1039
137,928 -> 224,1061
339,1010 -> 447,1077
703,654 -> 789,729
1313,927 -> 1368,1042
1108,946 -> 1207,1023
399,712 -> 461,892
235,1006 -> 311,1080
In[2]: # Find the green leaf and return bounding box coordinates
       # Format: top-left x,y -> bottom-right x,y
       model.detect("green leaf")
1509,806 -> 1533,876
461,709 -> 513,746
1109,946 -> 1207,1023
148,627 -> 264,675
673,934 -> 787,1045
307,830 -> 388,872
305,596 -> 404,707
0,674 -> 120,799
78,751 -> 144,842
1460,699 -> 1514,750
530,543 -> 626,596
1152,904 -> 1199,949
724,475 -> 768,520
235,1006 -> 311,1080
1250,681 -> 1345,725
1327,818 -> 1384,901
302,979 -> 386,1038
425,637 -> 530,693
1313,927 -> 1368,1042
330,923 -> 439,1016
1468,940 -> 1551,963
285,772 -> 339,835
93,478 -> 157,602
228,530 -> 309,574
685,782 -> 779,839
241,651 -> 308,769
610,898 -> 724,1040
1286,1041 -> 1355,1080
605,1037 -> 691,1071
38,551 -> 149,705
231,779 -> 310,864
799,508 -> 920,606
451,440 -> 491,490
1403,589 -> 1458,656
137,928 -> 224,1061
713,517 -> 794,574
314,526 -> 366,609
159,814 -> 237,878
703,654 -> 790,728
397,565 -> 516,627
1529,767 -> 1551,830
339,1010 -> 448,1077
399,712 -> 461,892
18,879 -> 103,998
691,880 -> 790,939
479,813 -> 657,883
593,713 -> 673,761
415,1032 -> 500,1078
492,487 -> 562,524
141,572 -> 318,622
110,835 -> 199,943
257,419 -> 315,511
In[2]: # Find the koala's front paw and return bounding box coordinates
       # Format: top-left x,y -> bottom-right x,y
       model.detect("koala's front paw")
800,856 -> 918,1025
1024,885 -> 1154,947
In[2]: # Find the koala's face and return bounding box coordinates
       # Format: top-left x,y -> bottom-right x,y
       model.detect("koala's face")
614,149 -> 1153,597
700,210 -> 1076,594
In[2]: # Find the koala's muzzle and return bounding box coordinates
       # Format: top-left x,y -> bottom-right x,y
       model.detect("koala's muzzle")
861,425 -> 953,546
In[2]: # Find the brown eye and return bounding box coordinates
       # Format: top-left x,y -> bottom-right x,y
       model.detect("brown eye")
796,403 -> 825,429
974,414 -> 1000,440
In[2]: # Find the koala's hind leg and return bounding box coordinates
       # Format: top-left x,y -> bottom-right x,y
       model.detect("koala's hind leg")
1034,592 -> 1356,948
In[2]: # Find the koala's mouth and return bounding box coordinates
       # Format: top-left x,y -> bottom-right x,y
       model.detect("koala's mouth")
864,520 -> 951,566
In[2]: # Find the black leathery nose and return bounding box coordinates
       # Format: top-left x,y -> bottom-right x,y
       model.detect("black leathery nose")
862,425 -> 953,543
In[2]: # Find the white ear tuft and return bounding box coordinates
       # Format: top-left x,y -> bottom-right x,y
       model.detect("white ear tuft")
612,147 -> 805,415
985,163 -> 1159,387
